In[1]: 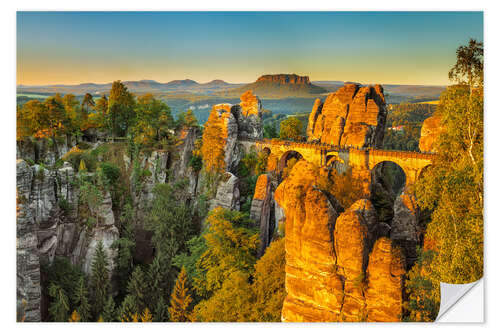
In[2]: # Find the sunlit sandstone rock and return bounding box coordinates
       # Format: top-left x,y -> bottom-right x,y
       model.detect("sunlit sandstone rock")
275,160 -> 406,322
419,115 -> 443,152
365,237 -> 406,322
275,161 -> 343,321
306,83 -> 387,148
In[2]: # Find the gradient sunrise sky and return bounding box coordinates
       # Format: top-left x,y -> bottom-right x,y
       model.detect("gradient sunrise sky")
17,11 -> 483,86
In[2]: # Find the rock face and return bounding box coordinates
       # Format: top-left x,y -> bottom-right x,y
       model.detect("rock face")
419,115 -> 443,152
17,161 -> 41,322
231,74 -> 326,97
172,127 -> 201,194
210,172 -> 240,211
307,84 -> 387,148
250,173 -> 278,256
275,160 -> 406,322
365,238 -> 405,322
391,191 -> 420,267
256,74 -> 311,85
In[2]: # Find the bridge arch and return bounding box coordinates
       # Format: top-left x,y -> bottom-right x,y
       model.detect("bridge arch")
371,161 -> 407,196
278,150 -> 304,174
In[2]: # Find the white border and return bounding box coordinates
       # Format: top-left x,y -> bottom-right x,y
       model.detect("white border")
2,1 -> 497,332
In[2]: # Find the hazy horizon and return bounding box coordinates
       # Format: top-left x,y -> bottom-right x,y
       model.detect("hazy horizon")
17,11 -> 483,86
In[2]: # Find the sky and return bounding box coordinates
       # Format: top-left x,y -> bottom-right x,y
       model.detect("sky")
17,11 -> 483,86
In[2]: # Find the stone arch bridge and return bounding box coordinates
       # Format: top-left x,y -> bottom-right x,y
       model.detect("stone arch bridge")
240,138 -> 436,188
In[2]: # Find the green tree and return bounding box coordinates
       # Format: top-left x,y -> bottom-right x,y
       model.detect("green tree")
90,241 -> 110,319
279,117 -> 303,141
415,85 -> 483,283
73,276 -> 91,321
448,38 -> 484,91
118,295 -> 138,321
131,93 -> 173,144
184,109 -> 198,127
107,80 -> 136,138
263,123 -> 278,139
145,256 -> 169,321
168,267 -> 194,322
146,182 -> 196,290
81,93 -> 95,121
102,295 -> 116,322
48,284 -> 70,322
126,266 -> 148,314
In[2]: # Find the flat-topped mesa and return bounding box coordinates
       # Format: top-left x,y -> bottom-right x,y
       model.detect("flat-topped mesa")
256,74 -> 311,85
307,83 -> 387,148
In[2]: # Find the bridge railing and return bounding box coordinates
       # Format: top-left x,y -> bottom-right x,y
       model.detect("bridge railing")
243,137 -> 436,156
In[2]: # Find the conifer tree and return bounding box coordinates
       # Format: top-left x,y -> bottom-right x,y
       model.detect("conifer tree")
102,295 -> 116,322
146,256 -> 167,320
127,266 -> 147,313
118,295 -> 138,321
168,266 -> 193,322
48,284 -> 70,322
73,276 -> 91,321
90,241 -> 110,319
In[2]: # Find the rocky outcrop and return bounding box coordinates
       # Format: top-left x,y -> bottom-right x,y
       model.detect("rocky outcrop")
275,161 -> 343,321
17,161 -> 41,322
306,84 -> 387,148
81,226 -> 119,276
365,237 -> 405,322
419,115 -> 443,152
172,127 -> 201,194
275,160 -> 406,322
16,137 -> 75,165
209,172 -> 240,211
250,174 -> 278,256
130,149 -> 171,221
391,191 -> 420,267
232,91 -> 263,140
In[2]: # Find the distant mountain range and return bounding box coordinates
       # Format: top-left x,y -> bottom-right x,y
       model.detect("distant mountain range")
17,75 -> 446,103
17,79 -> 244,95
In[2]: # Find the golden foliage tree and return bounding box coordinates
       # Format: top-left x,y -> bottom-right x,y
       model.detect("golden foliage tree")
279,116 -> 303,141
193,208 -> 259,298
193,238 -> 286,322
200,109 -> 227,175
250,238 -> 286,322
168,267 -> 194,322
